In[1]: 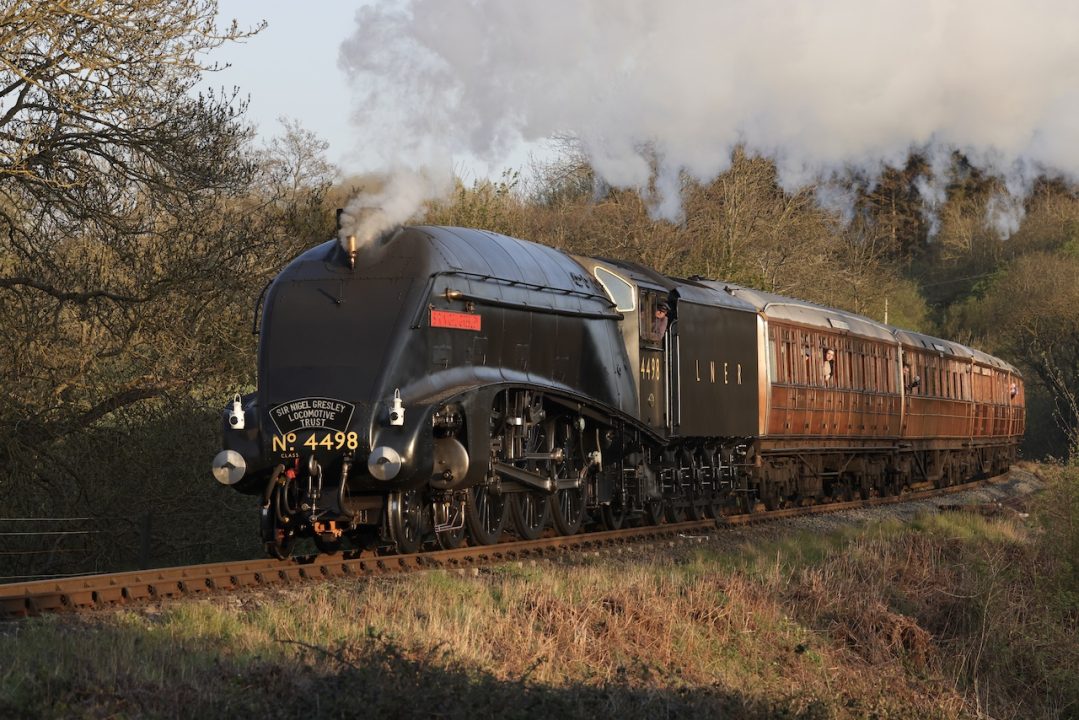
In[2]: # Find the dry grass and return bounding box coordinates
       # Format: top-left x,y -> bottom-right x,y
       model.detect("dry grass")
2,483 -> 1076,719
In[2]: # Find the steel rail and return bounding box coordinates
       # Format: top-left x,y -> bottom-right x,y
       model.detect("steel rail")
0,475 -> 1007,619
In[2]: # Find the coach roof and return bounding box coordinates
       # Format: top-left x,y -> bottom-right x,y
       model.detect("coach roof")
706,283 -> 897,343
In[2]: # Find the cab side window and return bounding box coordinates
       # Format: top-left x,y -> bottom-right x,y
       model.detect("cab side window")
639,292 -> 670,344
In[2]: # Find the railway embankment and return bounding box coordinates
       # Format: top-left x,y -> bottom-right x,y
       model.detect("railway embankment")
2,463 -> 1075,719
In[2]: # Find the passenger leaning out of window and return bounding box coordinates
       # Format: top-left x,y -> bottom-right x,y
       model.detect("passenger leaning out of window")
822,348 -> 835,384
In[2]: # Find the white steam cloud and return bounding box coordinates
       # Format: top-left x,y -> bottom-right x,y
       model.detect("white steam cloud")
339,0 -> 1079,234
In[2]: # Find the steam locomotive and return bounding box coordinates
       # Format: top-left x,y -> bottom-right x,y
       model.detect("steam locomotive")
212,225 -> 1024,558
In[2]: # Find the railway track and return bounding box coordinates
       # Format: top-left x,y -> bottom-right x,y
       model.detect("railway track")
0,475 -> 1011,619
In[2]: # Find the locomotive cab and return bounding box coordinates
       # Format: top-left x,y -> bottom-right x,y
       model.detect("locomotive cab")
583,259 -> 675,434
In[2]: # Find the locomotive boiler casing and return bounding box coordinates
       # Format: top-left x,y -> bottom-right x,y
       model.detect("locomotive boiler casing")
221,225 -> 638,499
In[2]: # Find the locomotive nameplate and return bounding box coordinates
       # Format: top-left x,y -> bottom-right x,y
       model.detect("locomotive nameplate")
270,397 -> 355,434
431,308 -> 482,331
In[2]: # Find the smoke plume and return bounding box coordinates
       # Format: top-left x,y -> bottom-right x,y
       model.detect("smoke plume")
338,0 -> 1079,232
336,166 -> 452,250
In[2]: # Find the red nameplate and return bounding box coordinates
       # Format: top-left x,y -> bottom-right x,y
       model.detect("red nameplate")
431,308 -> 482,331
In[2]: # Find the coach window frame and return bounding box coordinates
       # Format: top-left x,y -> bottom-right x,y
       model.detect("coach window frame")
768,333 -> 778,383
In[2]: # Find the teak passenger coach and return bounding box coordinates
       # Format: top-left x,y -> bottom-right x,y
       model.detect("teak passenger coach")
212,225 -> 1024,557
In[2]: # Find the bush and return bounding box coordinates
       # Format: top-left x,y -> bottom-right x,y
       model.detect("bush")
1035,461 -> 1079,616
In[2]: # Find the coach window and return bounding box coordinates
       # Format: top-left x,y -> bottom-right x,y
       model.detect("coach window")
869,346 -> 877,391
906,354 -> 920,394
876,350 -> 883,393
776,329 -> 790,383
822,347 -> 835,385
864,349 -> 872,392
881,349 -> 888,392
768,337 -> 778,383
862,351 -> 871,392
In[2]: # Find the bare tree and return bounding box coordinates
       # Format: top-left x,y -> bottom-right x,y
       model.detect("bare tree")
960,252 -> 1079,454
259,118 -> 336,198
1,1 -> 262,231
853,156 -> 931,265
0,2 -> 261,405
0,1 -> 273,523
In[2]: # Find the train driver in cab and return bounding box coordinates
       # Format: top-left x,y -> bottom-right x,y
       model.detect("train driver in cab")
653,300 -> 670,338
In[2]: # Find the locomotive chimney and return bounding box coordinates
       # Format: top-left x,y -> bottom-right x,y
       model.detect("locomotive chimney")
336,208 -> 358,270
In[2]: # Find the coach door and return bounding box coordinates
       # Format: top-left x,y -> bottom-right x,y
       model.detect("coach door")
638,291 -> 670,431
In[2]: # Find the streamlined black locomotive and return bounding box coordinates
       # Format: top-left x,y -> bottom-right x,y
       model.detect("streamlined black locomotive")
213,225 -> 1023,557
